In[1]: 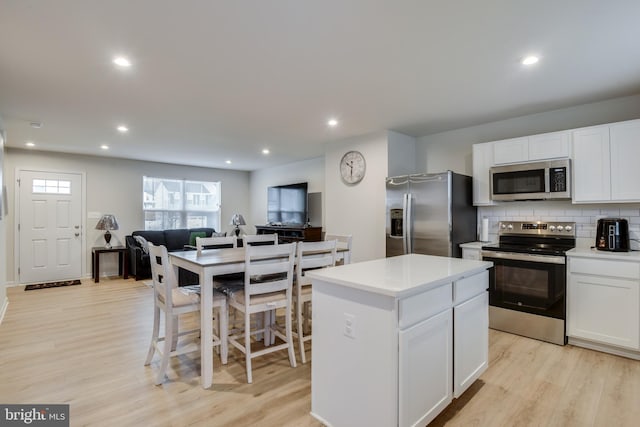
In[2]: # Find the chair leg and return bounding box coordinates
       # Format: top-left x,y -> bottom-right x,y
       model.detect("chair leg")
220,303 -> 228,365
156,313 -> 174,385
145,304 -> 160,365
171,316 -> 179,352
296,298 -> 306,364
244,311 -> 253,384
286,304 -> 297,368
263,311 -> 271,346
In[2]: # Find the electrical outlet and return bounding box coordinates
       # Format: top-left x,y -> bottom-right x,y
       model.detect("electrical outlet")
344,313 -> 356,339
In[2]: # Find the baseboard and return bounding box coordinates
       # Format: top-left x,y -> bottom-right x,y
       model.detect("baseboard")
0,297 -> 8,326
568,337 -> 640,361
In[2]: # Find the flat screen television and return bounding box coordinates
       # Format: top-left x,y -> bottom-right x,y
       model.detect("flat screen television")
267,182 -> 308,226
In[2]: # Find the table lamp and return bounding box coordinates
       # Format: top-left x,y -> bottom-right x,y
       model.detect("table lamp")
230,213 -> 246,237
96,214 -> 119,248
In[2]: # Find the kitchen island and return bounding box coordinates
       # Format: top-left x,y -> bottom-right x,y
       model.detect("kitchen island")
307,253 -> 493,427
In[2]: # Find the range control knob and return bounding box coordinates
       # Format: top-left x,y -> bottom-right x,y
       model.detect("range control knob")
501,223 -> 507,229
549,225 -> 557,232
507,224 -> 513,230
557,225 -> 564,231
565,225 -> 573,232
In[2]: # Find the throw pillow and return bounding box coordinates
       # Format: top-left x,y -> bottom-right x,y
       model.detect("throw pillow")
134,235 -> 150,254
189,231 -> 207,246
212,232 -> 227,237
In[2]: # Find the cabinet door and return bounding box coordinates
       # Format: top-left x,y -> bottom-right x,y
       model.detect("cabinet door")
454,292 -> 488,398
399,308 -> 452,427
568,273 -> 640,350
472,143 -> 495,206
572,125 -> 611,202
529,131 -> 570,160
493,137 -> 529,164
610,120 -> 640,201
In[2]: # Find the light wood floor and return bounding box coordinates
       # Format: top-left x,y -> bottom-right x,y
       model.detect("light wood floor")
1,278 -> 639,427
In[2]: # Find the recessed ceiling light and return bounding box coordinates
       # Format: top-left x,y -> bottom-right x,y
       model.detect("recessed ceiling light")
117,125 -> 129,133
100,144 -> 110,150
327,118 -> 339,127
113,56 -> 131,67
225,160 -> 232,164
522,56 -> 539,66
262,149 -> 270,155
29,121 -> 42,129
25,141 -> 35,147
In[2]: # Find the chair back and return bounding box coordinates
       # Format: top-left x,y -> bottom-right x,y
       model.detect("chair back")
244,242 -> 295,297
196,235 -> 237,254
148,243 -> 177,305
296,240 -> 337,288
244,233 -> 279,246
325,233 -> 353,264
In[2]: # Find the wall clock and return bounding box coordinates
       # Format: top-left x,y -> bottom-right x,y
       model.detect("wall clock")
340,150 -> 366,184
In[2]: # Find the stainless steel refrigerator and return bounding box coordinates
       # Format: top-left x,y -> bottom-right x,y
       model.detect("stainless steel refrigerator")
386,171 -> 477,258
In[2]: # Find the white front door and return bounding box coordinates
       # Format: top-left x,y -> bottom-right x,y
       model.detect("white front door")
18,170 -> 83,284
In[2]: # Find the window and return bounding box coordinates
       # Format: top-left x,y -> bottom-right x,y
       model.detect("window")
32,179 -> 71,194
143,176 -> 221,231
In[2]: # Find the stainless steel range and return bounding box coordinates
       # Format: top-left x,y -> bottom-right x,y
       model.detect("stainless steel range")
481,221 -> 576,345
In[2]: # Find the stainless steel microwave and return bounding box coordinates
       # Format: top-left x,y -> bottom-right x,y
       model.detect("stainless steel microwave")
490,159 -> 571,201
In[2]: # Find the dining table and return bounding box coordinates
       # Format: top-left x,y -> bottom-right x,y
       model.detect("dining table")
168,243 -> 350,389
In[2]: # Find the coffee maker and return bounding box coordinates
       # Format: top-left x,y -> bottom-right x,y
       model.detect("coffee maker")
595,218 -> 630,252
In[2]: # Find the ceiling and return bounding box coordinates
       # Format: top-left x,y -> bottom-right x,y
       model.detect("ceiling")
1,1 -> 640,171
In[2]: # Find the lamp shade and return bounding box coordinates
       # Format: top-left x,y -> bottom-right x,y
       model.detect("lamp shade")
229,213 -> 246,226
95,214 -> 119,231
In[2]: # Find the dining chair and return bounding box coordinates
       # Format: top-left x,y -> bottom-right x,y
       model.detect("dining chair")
144,243 -> 228,385
196,235 -> 237,254
294,240 -> 337,363
243,233 -> 279,246
226,242 -> 297,383
325,233 -> 352,264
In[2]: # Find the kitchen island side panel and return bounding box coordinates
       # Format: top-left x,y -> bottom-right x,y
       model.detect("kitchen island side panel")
311,280 -> 398,427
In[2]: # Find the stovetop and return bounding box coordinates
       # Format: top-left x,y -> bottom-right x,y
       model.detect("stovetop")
482,221 -> 576,256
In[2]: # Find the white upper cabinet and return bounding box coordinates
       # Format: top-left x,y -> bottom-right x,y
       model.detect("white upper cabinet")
610,120 -> 640,201
572,119 -> 640,203
529,131 -> 571,160
472,143 -> 495,206
492,137 -> 529,164
572,125 -> 611,203
492,131 -> 571,165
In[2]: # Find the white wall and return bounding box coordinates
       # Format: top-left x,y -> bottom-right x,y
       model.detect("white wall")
5,148 -> 250,282
0,123 -> 7,321
325,132 -> 389,263
249,157 -> 325,233
417,93 -> 640,175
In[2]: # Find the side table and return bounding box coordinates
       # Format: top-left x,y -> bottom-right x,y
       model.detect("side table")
92,246 -> 129,283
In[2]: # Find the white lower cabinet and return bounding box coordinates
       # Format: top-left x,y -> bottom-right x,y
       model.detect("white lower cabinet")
399,308 -> 452,427
454,291 -> 489,397
311,263 -> 491,427
567,255 -> 640,352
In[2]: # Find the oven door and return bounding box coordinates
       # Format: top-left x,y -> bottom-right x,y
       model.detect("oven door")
482,251 -> 566,319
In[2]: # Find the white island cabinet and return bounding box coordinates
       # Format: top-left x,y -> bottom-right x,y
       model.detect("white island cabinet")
308,254 -> 492,427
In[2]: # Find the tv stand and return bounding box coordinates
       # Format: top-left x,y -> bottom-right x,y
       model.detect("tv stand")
255,225 -> 322,243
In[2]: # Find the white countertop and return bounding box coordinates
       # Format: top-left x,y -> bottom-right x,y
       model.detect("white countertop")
567,246 -> 640,262
307,253 -> 493,298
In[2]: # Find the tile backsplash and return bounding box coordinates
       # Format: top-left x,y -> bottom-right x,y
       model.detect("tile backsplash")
477,201 -> 640,250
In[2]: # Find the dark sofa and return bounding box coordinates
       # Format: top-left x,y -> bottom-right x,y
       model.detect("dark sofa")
125,227 -> 217,282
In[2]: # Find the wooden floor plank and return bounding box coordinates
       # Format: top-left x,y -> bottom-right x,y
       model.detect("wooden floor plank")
1,278 -> 639,426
